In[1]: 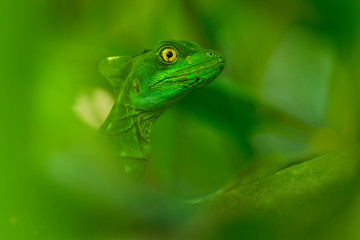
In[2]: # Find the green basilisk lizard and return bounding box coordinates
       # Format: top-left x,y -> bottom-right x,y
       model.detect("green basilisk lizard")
97,40 -> 225,178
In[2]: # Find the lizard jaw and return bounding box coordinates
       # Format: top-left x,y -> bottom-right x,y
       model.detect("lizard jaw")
151,57 -> 225,90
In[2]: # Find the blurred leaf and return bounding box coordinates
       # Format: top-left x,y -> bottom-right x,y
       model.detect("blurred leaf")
260,26 -> 334,126
199,144 -> 360,239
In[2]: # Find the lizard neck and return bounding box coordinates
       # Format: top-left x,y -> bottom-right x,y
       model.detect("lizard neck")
97,86 -> 160,176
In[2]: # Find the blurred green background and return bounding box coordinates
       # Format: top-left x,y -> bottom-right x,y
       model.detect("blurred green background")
1,0 -> 360,239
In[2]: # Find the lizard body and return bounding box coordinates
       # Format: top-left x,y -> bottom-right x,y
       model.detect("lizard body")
97,40 -> 225,177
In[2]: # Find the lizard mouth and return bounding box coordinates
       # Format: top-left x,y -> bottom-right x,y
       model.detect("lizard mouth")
151,57 -> 225,90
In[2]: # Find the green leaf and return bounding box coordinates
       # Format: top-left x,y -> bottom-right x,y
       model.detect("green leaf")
200,144 -> 360,239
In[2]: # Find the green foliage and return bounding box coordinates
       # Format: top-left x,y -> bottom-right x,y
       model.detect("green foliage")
1,0 -> 359,239
206,145 -> 360,240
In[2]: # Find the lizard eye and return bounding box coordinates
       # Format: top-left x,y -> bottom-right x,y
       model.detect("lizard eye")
161,48 -> 177,62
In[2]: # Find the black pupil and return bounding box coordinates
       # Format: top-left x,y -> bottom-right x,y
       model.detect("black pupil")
166,51 -> 173,58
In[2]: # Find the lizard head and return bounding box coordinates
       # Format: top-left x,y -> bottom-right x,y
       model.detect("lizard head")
99,40 -> 225,111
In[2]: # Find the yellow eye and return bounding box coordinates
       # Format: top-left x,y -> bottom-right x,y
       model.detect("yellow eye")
161,48 -> 177,62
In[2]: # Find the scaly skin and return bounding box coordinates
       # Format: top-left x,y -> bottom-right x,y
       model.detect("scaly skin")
97,40 -> 225,177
